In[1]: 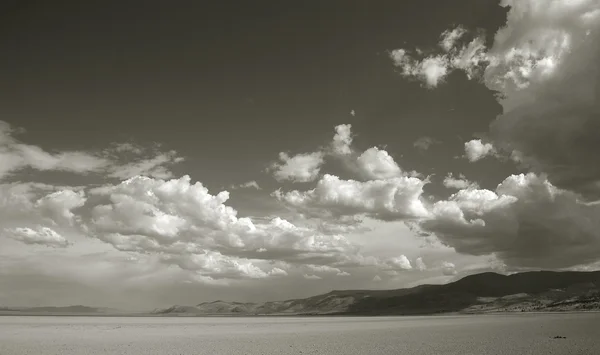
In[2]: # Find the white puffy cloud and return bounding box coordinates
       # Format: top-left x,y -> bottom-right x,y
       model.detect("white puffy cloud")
274,174 -> 430,221
441,261 -> 457,276
303,274 -> 322,280
443,173 -> 479,190
88,175 -> 378,280
160,251 -> 285,280
464,139 -> 496,162
422,173 -> 600,268
270,151 -> 324,183
0,182 -> 86,248
35,190 -> 86,226
3,226 -> 69,248
356,147 -> 403,179
331,124 -> 353,155
385,255 -> 412,270
304,264 -> 346,276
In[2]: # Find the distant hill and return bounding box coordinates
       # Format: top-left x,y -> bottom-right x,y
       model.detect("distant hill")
0,305 -> 121,315
3,271 -> 599,316
154,271 -> 600,316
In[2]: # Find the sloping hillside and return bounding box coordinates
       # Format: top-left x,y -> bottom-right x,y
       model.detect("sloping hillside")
154,271 -> 600,316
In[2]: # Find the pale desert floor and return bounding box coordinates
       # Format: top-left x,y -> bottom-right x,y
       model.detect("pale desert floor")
1,313 -> 599,354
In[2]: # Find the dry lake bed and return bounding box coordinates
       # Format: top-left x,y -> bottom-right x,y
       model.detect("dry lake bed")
1,313 -> 599,354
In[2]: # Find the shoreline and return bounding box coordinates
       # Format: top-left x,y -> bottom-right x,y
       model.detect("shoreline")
1,310 -> 599,317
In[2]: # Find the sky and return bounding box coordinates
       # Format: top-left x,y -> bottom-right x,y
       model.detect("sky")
1,0 -> 600,310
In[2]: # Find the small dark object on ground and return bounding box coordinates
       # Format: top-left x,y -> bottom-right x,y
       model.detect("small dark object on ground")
552,335 -> 567,339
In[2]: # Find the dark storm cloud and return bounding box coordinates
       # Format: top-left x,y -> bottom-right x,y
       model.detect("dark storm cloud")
391,0 -> 600,269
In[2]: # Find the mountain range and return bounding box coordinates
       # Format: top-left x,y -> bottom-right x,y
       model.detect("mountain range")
154,271 -> 600,316
2,271 -> 599,316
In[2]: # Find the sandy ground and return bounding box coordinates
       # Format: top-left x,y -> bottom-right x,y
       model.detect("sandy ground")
1,313 -> 599,354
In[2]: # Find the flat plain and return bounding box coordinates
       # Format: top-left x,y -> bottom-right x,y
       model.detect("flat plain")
1,313 -> 599,355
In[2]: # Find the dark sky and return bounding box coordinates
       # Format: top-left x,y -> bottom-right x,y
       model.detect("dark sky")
1,0 -> 510,198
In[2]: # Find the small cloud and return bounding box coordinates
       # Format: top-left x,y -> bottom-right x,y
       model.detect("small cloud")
415,257 -> 427,271
356,147 -> 402,179
372,275 -> 382,282
269,152 -> 324,183
231,180 -> 261,190
439,26 -> 467,52
303,274 -> 322,280
442,262 -> 457,276
386,255 -> 413,270
413,136 -> 441,151
108,142 -> 144,155
389,27 -> 487,88
464,139 -> 496,162
390,50 -> 451,88
331,124 -> 353,155
350,109 -> 356,116
443,173 -> 479,190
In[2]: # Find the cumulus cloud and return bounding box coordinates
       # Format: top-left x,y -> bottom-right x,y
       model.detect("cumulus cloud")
464,139 -> 496,162
0,182 -> 87,248
270,152 -> 324,183
274,174 -> 430,221
387,0 -> 600,270
391,0 -> 600,196
87,175 -> 379,279
385,255 -> 413,270
413,136 -> 440,151
422,173 -> 600,268
356,147 -> 403,179
443,173 -> 479,190
441,261 -> 457,276
303,264 -> 351,277
331,124 -> 353,155
35,189 -> 86,226
160,251 -> 284,280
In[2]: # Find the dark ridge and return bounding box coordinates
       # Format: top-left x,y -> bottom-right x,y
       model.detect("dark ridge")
151,271 -> 600,316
